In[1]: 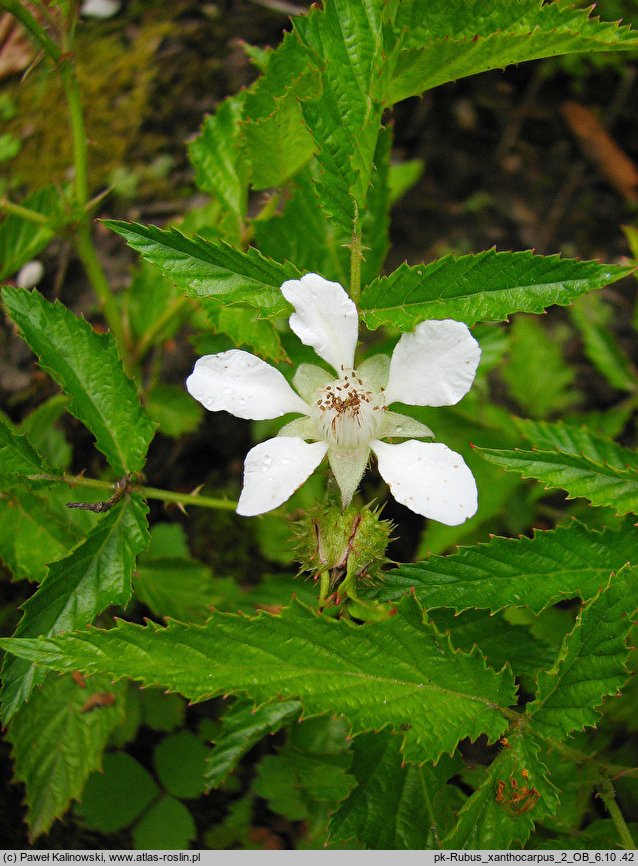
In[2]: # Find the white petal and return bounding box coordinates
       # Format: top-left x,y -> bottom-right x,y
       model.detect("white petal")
186,350 -> 309,420
237,438 -> 328,516
385,320 -> 481,407
281,273 -> 358,372
371,440 -> 477,525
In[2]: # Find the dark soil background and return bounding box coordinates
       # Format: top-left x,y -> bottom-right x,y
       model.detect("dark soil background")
1,0 -> 638,849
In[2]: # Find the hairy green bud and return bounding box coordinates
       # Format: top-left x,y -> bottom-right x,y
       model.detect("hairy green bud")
294,503 -> 393,606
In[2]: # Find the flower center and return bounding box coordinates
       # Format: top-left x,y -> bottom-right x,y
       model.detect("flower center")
311,368 -> 386,448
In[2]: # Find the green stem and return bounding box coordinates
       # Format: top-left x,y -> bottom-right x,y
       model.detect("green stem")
58,28 -> 127,347
598,779 -> 636,850
318,569 -> 331,608
75,224 -> 130,355
0,198 -> 51,226
133,295 -> 192,362
60,63 -> 89,208
515,718 -> 638,779
4,1 -> 130,358
27,472 -> 237,512
134,484 -> 237,512
0,0 -> 61,62
349,202 -> 362,307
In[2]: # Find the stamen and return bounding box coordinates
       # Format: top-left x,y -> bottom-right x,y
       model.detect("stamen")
310,367 -> 386,448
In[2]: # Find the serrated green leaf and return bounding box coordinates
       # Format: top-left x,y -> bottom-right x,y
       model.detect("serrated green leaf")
570,295 -> 636,393
253,167 -> 350,287
1,495 -> 149,724
444,729 -> 558,849
20,394 -> 72,471
7,672 -> 126,840
201,299 -> 287,364
360,123 -> 392,286
515,418 -> 638,471
0,488 -> 81,582
528,565 -> 638,740
244,100 -> 315,191
502,316 -> 579,418
188,94 -> 248,242
478,446 -> 638,515
206,698 -> 301,790
0,187 -> 60,280
0,415 -> 48,485
364,519 -> 638,613
536,819 -> 638,851
125,261 -> 183,348
536,745 -> 599,835
360,251 -> 632,330
0,595 -> 515,764
431,609 -> 553,677
104,221 -> 299,316
299,89 -> 359,235
240,26 -> 317,190
390,0 -> 638,104
294,1 -> 397,233
2,287 -> 155,475
329,731 -> 462,849
253,720 -> 353,825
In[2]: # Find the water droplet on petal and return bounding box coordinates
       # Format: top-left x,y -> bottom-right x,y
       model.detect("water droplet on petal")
238,397 -> 247,406
223,387 -> 233,396
280,457 -> 291,466
205,397 -> 215,408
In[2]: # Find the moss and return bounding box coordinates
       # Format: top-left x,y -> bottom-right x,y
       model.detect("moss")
1,19 -> 170,193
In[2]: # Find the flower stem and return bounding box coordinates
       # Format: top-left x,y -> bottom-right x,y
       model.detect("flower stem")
318,569 -> 331,608
349,202 -> 362,307
27,473 -> 237,512
597,779 -> 636,850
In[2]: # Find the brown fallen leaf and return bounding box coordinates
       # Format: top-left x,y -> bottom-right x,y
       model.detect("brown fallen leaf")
0,12 -> 36,80
562,100 -> 638,202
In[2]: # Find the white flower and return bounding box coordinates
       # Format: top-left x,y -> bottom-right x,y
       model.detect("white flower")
187,273 -> 480,524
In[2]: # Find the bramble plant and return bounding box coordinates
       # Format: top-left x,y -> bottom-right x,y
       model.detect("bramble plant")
1,0 -> 638,851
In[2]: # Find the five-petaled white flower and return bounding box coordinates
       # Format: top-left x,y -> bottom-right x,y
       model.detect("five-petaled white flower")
187,273 -> 480,524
